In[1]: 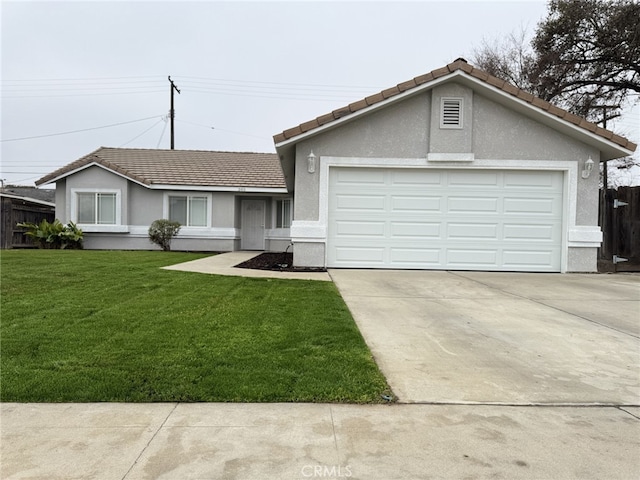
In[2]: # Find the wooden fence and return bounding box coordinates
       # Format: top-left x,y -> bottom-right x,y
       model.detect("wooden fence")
1,197 -> 55,249
598,185 -> 640,272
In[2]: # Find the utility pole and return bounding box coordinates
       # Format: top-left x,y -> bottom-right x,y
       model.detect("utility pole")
168,76 -> 181,150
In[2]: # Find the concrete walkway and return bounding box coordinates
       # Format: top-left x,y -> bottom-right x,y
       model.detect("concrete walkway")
2,259 -> 639,479
162,251 -> 331,281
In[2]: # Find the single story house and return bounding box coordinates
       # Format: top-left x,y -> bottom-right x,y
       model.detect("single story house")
36,149 -> 292,252
37,59 -> 636,272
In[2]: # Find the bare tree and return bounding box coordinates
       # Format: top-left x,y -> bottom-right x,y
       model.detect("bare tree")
470,27 -> 536,92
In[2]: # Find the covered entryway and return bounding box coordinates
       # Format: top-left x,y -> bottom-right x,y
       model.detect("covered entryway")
327,167 -> 564,272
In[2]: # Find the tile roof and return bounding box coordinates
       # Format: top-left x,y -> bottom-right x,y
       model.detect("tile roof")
273,58 -> 637,153
36,147 -> 287,189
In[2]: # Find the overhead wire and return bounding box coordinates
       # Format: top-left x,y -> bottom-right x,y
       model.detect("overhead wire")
119,117 -> 165,147
156,117 -> 169,148
1,115 -> 164,142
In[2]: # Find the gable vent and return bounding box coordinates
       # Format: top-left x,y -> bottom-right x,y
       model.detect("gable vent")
441,97 -> 463,129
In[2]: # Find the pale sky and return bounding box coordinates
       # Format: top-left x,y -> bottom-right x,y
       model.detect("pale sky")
1,0 -> 637,187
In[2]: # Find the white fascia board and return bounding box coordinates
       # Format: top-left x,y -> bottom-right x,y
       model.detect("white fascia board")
38,162 -> 149,188
148,184 -> 288,193
274,70 -> 634,160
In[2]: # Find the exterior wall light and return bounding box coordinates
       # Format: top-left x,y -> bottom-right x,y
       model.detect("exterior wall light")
581,156 -> 595,179
307,151 -> 317,173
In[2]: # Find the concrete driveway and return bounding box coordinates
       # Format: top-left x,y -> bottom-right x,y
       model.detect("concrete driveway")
329,270 -> 640,405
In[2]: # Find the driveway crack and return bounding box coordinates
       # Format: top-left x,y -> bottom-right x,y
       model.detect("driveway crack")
618,406 -> 640,420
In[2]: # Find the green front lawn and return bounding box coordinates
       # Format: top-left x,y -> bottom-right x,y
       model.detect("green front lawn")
1,250 -> 390,403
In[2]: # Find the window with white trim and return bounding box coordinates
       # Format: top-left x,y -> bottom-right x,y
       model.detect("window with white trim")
76,192 -> 118,225
440,97 -> 463,129
168,194 -> 209,227
275,199 -> 292,228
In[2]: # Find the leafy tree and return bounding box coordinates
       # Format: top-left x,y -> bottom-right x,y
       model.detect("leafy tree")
471,0 -> 640,124
531,0 -> 640,123
148,219 -> 181,251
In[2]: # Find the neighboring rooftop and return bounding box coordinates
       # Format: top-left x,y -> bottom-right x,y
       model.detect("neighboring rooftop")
0,186 -> 55,204
36,147 -> 286,189
273,58 -> 637,155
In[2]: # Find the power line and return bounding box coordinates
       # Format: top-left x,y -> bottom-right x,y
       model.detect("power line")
1,90 -> 165,99
1,115 -> 163,143
174,75 -> 380,91
119,118 -> 165,147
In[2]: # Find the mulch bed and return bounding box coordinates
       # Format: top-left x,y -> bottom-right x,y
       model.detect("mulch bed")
235,252 -> 327,273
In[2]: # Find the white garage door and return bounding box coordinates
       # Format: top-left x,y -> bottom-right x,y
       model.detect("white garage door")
327,167 -> 563,271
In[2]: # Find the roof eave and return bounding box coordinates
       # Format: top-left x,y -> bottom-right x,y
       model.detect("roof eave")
36,162 -> 150,188
148,184 -> 288,193
274,69 -> 635,161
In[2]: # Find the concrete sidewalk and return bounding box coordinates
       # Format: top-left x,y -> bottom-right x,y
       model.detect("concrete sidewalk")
2,402 -> 639,480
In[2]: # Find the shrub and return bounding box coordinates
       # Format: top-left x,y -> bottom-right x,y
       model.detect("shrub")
148,219 -> 181,251
17,219 -> 83,249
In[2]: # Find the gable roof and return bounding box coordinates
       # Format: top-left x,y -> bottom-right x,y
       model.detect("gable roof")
36,147 -> 287,192
273,58 -> 636,160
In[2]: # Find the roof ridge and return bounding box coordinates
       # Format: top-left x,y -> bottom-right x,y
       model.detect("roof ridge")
98,146 -> 277,155
273,59 -> 636,153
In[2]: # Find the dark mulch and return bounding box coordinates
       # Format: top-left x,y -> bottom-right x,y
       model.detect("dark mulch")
235,252 -> 327,273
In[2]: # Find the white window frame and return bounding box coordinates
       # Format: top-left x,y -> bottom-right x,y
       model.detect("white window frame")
274,198 -> 293,229
163,192 -> 212,228
70,188 -> 123,232
440,97 -> 464,129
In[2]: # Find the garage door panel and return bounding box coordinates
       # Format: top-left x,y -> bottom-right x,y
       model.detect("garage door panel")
335,246 -> 385,263
447,223 -> 499,239
335,168 -> 385,185
503,224 -> 556,241
504,197 -> 559,215
335,220 -> 385,237
391,195 -> 441,212
447,249 -> 499,266
391,170 -> 443,186
391,222 -> 441,238
328,167 -> 563,272
448,171 -> 499,186
448,197 -> 500,213
336,194 -> 386,211
504,171 -> 558,188
390,248 -> 441,264
503,249 -> 560,268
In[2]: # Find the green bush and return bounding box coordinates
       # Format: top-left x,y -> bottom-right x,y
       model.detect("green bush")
17,219 -> 83,249
148,219 -> 181,251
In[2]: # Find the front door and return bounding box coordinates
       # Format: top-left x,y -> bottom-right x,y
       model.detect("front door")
241,200 -> 265,250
